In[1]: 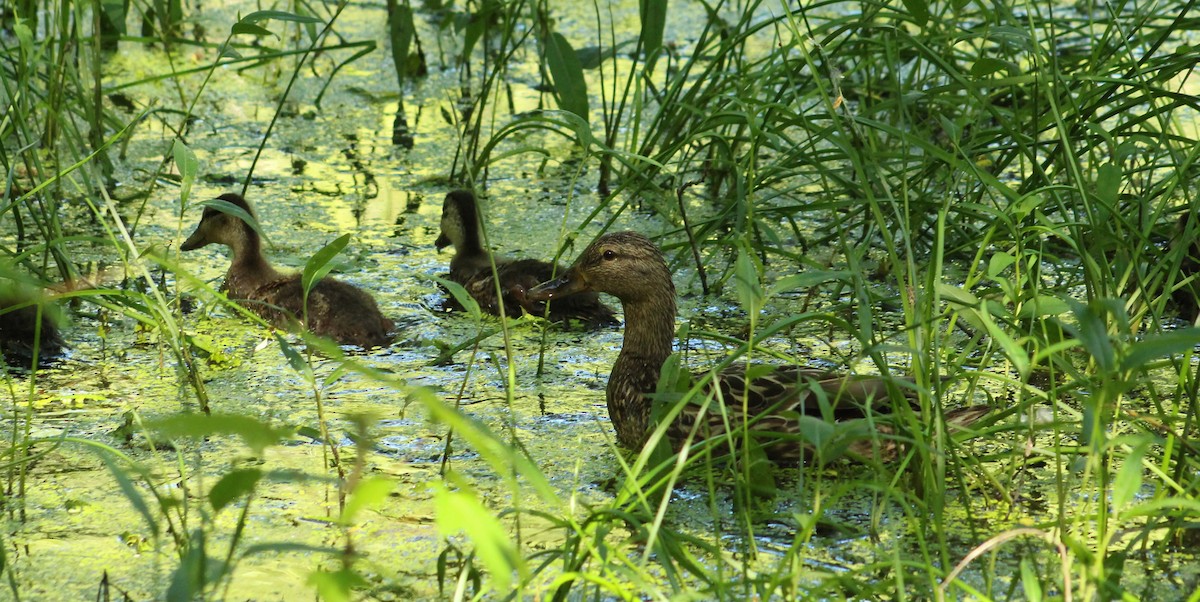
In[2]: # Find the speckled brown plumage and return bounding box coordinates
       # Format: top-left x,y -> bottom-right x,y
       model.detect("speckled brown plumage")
528,231 -> 990,463
0,288 -> 64,365
1173,213 -> 1200,321
182,193 -> 393,348
434,190 -> 616,327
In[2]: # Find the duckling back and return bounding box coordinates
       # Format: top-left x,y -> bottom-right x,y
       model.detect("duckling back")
0,290 -> 65,365
250,275 -> 394,348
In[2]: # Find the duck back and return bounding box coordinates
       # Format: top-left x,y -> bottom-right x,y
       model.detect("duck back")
0,292 -> 65,365
237,274 -> 394,348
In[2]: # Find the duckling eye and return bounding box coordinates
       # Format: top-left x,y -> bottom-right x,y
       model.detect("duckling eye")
602,249 -> 616,261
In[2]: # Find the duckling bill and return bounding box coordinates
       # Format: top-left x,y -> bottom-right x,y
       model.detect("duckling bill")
181,193 -> 393,348
528,231 -> 991,463
435,190 -> 616,327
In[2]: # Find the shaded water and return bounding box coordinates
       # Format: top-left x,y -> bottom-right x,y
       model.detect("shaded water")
4,1 -> 1200,600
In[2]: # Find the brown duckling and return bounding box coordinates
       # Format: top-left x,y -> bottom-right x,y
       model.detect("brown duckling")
0,286 -> 65,366
528,231 -> 990,463
1173,213 -> 1200,322
434,190 -> 616,327
181,193 -> 393,348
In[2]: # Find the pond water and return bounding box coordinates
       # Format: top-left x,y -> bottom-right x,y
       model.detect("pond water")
4,1 -> 1200,599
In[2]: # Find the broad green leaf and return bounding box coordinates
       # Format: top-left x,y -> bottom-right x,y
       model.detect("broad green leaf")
978,304 -> 1030,378
277,335 -> 312,378
1111,440 -> 1148,513
970,57 -> 1011,78
936,282 -> 980,307
901,0 -> 929,27
340,477 -> 393,525
1096,162 -> 1122,207
208,468 -> 263,512
639,0 -> 667,70
1012,193 -> 1045,221
461,10 -> 487,62
655,353 -> 692,399
14,23 -> 33,58
302,233 -> 351,298
1120,328 -> 1200,372
544,32 -> 589,121
147,413 -> 288,455
766,270 -> 851,297
577,43 -> 626,69
435,484 -> 523,592
101,0 -> 127,35
389,5 -> 415,84
98,452 -> 160,537
239,9 -> 323,25
172,140 -> 198,206
308,568 -> 367,602
987,252 -> 1016,278
231,22 -> 274,37
1020,558 -> 1043,602
733,244 -> 763,315
1026,294 -> 1071,318
740,438 -> 776,498
167,529 -> 210,602
431,275 -> 482,321
794,413 -> 836,448
1066,299 -> 1114,372
199,198 -> 271,246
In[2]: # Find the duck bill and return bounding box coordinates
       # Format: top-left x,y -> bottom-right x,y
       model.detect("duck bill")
180,227 -> 208,251
434,233 -> 450,251
528,268 -> 589,302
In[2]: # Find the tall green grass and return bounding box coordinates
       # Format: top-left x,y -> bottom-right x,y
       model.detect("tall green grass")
447,0 -> 1200,598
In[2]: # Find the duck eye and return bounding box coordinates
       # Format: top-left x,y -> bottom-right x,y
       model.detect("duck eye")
602,249 -> 616,261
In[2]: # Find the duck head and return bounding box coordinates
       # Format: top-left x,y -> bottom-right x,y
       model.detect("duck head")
181,193 -> 261,253
435,190 -> 484,254
528,231 -> 674,304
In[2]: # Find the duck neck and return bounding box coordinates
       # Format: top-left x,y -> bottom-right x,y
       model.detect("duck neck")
608,287 -> 677,449
460,225 -> 487,258
225,233 -> 279,297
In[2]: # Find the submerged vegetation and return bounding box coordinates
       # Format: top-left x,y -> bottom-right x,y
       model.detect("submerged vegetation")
3,0 -> 1200,599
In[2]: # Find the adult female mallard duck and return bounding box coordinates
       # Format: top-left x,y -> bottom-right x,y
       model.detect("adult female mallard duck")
182,193 -> 394,348
434,190 -> 616,327
527,231 -> 990,463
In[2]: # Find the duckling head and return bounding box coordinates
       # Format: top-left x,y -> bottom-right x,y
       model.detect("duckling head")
181,193 -> 260,253
435,190 -> 484,254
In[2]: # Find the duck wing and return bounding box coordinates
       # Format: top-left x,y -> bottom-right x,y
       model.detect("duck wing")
246,276 -> 393,348
707,364 -> 918,419
666,363 -> 983,463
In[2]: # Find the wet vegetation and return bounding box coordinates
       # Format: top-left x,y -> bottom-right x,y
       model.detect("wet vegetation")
3,0 -> 1200,599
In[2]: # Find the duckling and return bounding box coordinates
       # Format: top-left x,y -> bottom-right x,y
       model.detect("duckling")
528,231 -> 991,463
181,193 -> 394,348
434,190 -> 616,327
0,286 -> 65,366
1173,213 -> 1200,322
